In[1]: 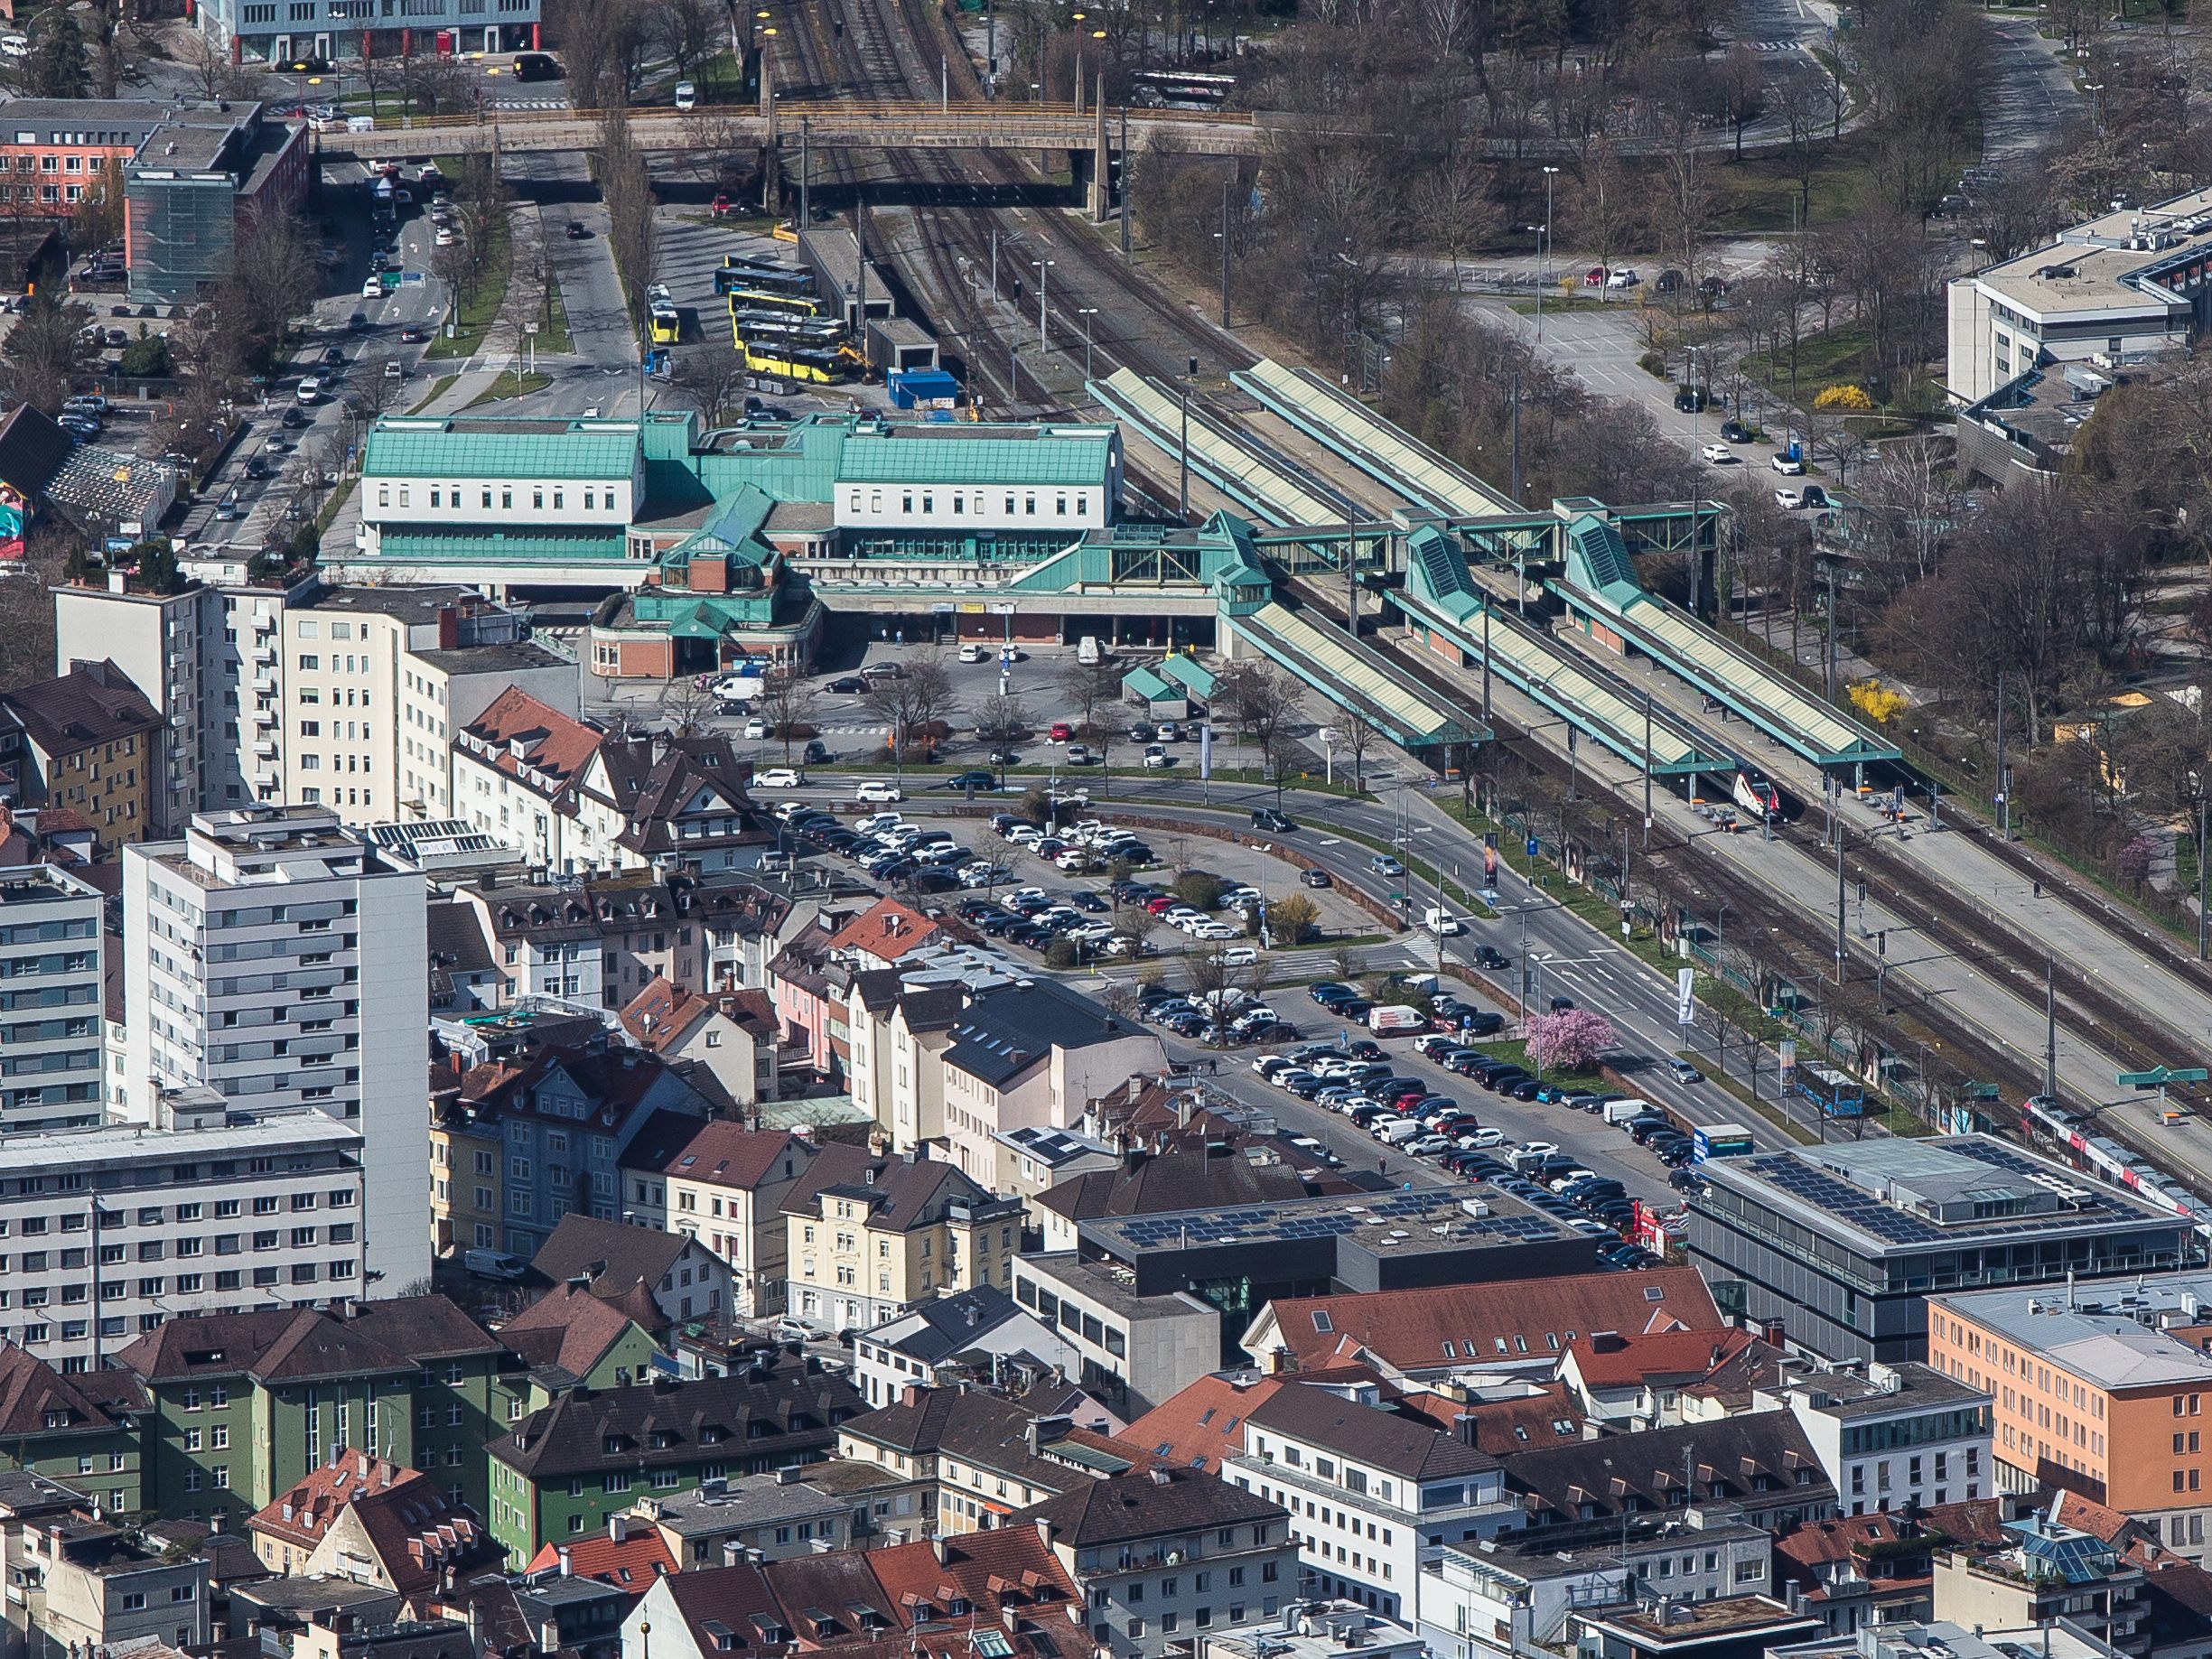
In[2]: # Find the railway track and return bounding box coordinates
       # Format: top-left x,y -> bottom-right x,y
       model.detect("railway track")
783,0 -> 1251,414
1262,572 -> 2108,1122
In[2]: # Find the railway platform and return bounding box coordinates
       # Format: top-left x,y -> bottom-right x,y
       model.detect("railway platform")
1552,514 -> 1900,774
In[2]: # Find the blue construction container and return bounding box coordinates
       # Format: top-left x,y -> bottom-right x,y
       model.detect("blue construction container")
887,368 -> 959,409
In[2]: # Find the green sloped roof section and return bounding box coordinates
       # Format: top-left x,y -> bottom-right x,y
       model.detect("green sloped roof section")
1157,655 -> 1218,697
1562,513 -> 1647,612
364,417 -> 639,480
664,604 -> 730,642
836,431 -> 1114,488
1121,665 -> 1176,701
1405,525 -> 1483,624
369,527 -> 627,564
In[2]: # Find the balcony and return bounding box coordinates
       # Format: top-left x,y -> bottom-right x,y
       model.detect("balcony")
252,676 -> 275,695
252,741 -> 276,760
252,706 -> 276,729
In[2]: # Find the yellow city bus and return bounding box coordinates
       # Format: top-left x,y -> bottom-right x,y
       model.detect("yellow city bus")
648,306 -> 681,346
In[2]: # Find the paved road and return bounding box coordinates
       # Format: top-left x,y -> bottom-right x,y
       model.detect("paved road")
181,159 -> 446,557
1982,16 -> 2084,162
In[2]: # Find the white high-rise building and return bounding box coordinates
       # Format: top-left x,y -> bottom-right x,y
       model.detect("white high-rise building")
122,806 -> 429,1288
0,1089 -> 364,1374
0,863 -> 106,1133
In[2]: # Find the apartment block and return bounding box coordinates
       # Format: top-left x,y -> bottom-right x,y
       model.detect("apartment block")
1769,1361 -> 1993,1517
53,572 -> 567,833
121,805 -> 429,1287
781,1148 -> 1024,1336
0,1094 -> 362,1374
1019,1467 -> 1297,1659
1928,1271 -> 2212,1560
0,864 -> 105,1133
1227,1380 -> 1516,1620
0,660 -> 163,853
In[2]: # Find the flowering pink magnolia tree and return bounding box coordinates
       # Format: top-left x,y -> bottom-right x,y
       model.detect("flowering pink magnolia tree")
1526,1007 -> 1617,1073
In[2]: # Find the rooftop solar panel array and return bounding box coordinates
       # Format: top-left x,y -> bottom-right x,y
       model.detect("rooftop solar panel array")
1722,1137 -> 2147,1249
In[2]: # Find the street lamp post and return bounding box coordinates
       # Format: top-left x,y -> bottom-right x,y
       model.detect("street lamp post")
1541,165 -> 1559,284
1078,307 -> 1098,378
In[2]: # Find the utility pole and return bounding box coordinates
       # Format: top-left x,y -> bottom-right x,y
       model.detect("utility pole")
1118,106 -> 1130,259
1177,374 -> 1190,521
2199,796 -> 2208,961
1345,514 -> 1356,637
1834,828 -> 1846,984
1508,369 -> 1521,503
1995,666 -> 2009,840
2044,956 -> 2058,1099
1481,603 -> 1492,722
1822,558 -> 1837,704
1218,173 -> 1232,328
1643,690 -> 1653,852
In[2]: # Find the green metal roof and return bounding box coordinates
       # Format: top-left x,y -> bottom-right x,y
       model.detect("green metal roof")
1122,665 -> 1176,701
1157,653 -> 1218,697
1562,514 -> 1646,611
364,417 -> 639,481
835,432 -> 1115,488
367,527 -> 627,563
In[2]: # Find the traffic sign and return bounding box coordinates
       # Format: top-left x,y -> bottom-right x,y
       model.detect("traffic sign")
1525,836 -> 1539,858
2120,1067 -> 2208,1088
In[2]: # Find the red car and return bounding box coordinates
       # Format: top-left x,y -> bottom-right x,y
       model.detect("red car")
712,193 -> 732,217
1049,721 -> 1073,741
1583,266 -> 1609,287
1144,895 -> 1178,915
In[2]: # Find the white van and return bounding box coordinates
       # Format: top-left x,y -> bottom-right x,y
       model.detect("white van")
673,80 -> 698,110
1077,636 -> 1103,666
1375,1117 -> 1423,1147
1367,1004 -> 1427,1036
1423,908 -> 1466,937
462,1248 -> 526,1280
1603,1099 -> 1652,1126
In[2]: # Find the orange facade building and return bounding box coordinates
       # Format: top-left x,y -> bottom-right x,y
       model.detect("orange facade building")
1928,1274 -> 2212,1561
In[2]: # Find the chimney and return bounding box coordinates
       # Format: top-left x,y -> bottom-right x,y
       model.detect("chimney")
438,606 -> 461,649
610,1513 -> 629,1544
556,1546 -> 572,1578
930,1536 -> 949,1565
1033,1517 -> 1054,1552
1591,1331 -> 1626,1353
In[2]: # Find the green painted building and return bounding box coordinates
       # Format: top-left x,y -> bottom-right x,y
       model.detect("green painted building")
485,1356 -> 863,1562
112,1295 -> 517,1525
0,1343 -> 145,1515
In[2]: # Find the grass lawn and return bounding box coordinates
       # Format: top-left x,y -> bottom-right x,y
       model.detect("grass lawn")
467,369 -> 552,405
535,270 -> 574,355
1702,133 -> 1889,235
1460,1037 -> 1610,1095
425,157 -> 512,361
1741,321 -> 1873,403
407,374 -> 457,413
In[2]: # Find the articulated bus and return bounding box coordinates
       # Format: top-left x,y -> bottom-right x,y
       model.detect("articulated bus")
729,306 -> 847,345
738,337 -> 854,384
648,306 -> 682,346
722,284 -> 829,316
713,259 -> 814,297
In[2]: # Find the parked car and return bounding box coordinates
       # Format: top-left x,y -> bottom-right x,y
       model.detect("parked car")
1605,267 -> 1639,289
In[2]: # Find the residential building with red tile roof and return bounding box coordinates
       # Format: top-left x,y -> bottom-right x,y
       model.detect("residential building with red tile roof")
498,1282 -> 664,1392
453,688 -> 610,873
620,1528 -> 1078,1659
248,1449 -> 505,1609
620,976 -> 776,1106
1560,1328 -> 1778,1429
1119,1374 -> 1290,1473
824,898 -> 949,969
1240,1267 -> 1722,1380
651,1122 -> 824,1318
525,1518 -> 678,1590
1389,1380 -> 1589,1453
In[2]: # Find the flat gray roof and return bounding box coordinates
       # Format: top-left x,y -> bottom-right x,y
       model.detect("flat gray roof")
1699,1134 -> 2182,1257
1937,1270 -> 2212,1390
